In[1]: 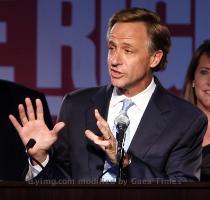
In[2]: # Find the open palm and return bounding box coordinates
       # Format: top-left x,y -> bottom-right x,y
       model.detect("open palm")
9,98 -> 65,161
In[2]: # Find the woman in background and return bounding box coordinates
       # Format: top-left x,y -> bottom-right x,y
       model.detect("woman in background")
183,39 -> 210,181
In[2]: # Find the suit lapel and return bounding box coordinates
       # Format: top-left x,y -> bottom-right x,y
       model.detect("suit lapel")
128,80 -> 171,159
85,85 -> 113,179
85,85 -> 113,135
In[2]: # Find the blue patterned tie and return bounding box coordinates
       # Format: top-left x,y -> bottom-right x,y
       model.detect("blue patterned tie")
115,99 -> 134,151
121,99 -> 134,114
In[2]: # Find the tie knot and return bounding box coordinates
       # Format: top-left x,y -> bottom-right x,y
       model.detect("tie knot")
121,99 -> 134,114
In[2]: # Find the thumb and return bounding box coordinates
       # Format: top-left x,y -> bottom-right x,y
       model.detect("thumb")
52,122 -> 65,135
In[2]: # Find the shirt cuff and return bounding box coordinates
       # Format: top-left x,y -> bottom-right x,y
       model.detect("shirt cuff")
25,154 -> 49,181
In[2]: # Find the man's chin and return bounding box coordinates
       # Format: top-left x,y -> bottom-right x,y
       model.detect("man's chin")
111,82 -> 128,92
112,83 -> 125,89
111,79 -> 125,87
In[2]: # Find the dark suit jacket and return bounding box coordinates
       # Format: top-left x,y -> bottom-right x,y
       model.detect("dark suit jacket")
0,80 -> 53,181
38,78 -> 207,182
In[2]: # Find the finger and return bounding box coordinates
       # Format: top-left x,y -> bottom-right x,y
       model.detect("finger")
96,121 -> 111,139
9,114 -> 22,133
95,109 -> 112,139
94,109 -> 106,122
85,129 -> 100,142
51,122 -> 65,136
18,104 -> 28,125
85,130 -> 110,148
36,99 -> 44,120
25,97 -> 35,120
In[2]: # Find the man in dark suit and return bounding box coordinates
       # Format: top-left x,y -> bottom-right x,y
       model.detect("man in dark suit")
10,7 -> 207,182
0,79 -> 53,181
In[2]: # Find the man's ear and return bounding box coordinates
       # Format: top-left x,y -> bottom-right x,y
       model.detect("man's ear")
150,50 -> 163,69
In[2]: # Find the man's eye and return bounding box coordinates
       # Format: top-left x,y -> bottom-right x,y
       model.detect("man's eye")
125,49 -> 132,54
200,70 -> 208,75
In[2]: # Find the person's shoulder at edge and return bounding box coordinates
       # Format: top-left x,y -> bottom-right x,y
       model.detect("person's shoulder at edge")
153,77 -> 206,121
0,79 -> 44,96
160,83 -> 207,118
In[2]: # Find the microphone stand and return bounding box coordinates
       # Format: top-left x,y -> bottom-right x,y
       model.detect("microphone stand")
116,123 -> 127,183
116,147 -> 124,183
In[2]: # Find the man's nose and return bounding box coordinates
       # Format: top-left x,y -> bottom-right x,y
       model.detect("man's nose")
110,51 -> 122,66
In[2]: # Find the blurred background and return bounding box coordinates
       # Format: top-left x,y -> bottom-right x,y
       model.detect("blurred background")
0,0 -> 210,118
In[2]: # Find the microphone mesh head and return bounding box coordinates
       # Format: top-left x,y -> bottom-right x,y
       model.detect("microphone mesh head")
114,113 -> 130,127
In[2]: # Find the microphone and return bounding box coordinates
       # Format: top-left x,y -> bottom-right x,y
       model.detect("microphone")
114,113 -> 130,182
115,113 -> 130,158
26,138 -> 36,150
26,138 -> 45,170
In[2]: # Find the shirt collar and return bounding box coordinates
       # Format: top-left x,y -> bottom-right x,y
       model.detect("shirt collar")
110,78 -> 156,111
